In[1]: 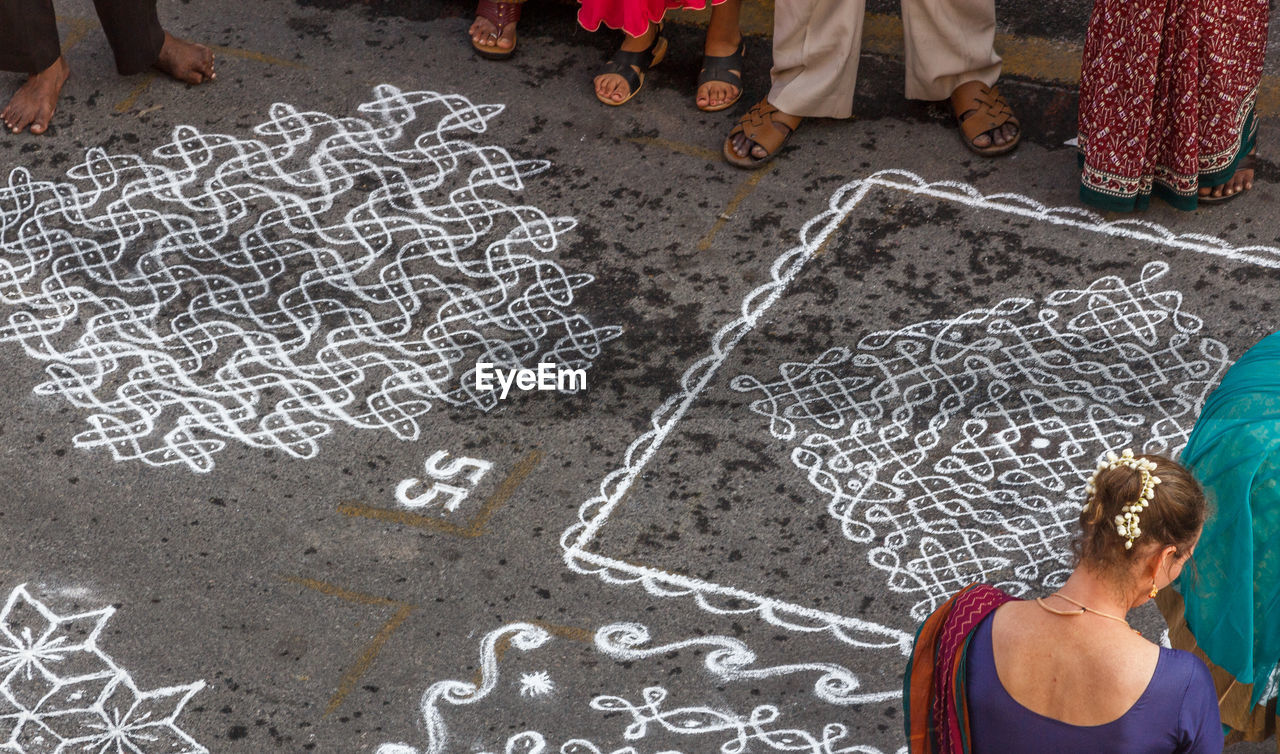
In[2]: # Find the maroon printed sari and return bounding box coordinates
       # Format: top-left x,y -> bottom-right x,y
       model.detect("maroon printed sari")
904,584 -> 1017,754
1077,0 -> 1268,211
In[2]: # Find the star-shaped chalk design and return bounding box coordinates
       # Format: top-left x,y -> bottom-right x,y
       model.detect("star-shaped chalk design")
518,671 -> 554,698
0,585 -> 207,753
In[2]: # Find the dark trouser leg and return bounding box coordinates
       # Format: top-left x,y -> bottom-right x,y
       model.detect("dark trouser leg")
92,0 -> 164,75
0,0 -> 61,74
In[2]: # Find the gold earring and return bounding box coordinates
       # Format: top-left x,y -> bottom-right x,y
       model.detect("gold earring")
1149,584 -> 1159,599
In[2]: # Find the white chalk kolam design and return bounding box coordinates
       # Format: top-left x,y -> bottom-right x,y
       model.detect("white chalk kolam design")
0,585 -> 207,753
595,622 -> 895,705
730,262 -> 1229,620
377,622 -> 905,754
561,170 -> 1272,645
0,86 -> 619,473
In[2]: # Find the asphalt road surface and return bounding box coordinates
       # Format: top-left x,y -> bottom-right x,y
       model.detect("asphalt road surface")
1,0 -> 1277,752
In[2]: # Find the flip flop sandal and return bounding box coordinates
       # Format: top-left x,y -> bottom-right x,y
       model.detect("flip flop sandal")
722,99 -> 801,169
696,40 -> 745,113
1198,151 -> 1258,205
595,29 -> 667,106
950,80 -> 1021,157
472,0 -> 523,60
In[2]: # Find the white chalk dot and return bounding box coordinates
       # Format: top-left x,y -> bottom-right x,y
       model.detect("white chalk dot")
1031,438 -> 1050,449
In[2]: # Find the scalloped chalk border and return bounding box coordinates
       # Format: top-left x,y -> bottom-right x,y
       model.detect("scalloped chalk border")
560,169 -> 1277,659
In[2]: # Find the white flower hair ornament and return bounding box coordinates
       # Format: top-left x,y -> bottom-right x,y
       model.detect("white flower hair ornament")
1083,449 -> 1162,549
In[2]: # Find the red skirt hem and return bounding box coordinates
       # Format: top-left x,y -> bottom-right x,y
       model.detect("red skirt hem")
578,0 -> 727,37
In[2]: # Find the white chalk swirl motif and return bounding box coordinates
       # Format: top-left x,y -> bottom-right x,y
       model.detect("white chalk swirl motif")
0,86 -> 619,472
417,623 -> 552,754
595,622 -> 894,705
731,261 -> 1230,620
379,621 -> 904,754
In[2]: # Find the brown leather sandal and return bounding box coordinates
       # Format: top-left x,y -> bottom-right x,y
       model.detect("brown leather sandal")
472,0 -> 523,60
950,80 -> 1021,157
722,99 -> 802,169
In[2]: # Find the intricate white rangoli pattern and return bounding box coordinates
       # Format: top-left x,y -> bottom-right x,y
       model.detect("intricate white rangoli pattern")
0,86 -> 619,472
0,585 -> 206,753
379,621 -> 903,754
731,262 -> 1230,619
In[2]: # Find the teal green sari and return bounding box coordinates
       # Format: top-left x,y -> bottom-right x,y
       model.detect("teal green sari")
1178,330 -> 1280,714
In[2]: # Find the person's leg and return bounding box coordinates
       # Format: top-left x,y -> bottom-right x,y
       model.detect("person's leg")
1195,0 -> 1268,202
0,0 -> 60,74
727,0 -> 864,162
901,0 -> 1016,150
594,21 -> 661,103
94,0 -> 214,82
1,0 -> 70,135
768,0 -> 864,119
697,0 -> 743,110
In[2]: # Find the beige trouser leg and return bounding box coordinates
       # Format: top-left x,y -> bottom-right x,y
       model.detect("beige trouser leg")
766,0 -> 865,119
901,0 -> 1002,101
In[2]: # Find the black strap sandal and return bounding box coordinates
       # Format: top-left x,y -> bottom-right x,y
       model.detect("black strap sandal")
595,29 -> 668,107
697,40 -> 745,112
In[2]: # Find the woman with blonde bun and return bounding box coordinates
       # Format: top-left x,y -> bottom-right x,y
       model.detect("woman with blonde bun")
906,450 -> 1222,754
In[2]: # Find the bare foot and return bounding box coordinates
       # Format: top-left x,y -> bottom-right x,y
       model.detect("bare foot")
154,32 -> 216,84
594,24 -> 658,104
1199,156 -> 1256,201
695,33 -> 742,111
470,14 -> 516,52
2,57 -> 69,135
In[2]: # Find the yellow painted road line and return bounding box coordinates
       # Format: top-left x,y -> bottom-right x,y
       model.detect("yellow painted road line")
625,136 -> 721,162
339,449 -> 545,538
324,602 -> 414,716
283,576 -> 416,716
697,163 -> 777,252
624,137 -> 780,254
114,73 -> 157,113
56,16 -> 99,54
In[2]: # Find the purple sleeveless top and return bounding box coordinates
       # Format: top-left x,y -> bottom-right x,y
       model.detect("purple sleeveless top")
966,612 -> 1223,754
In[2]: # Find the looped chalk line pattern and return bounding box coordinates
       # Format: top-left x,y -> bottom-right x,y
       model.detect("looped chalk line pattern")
731,261 -> 1230,620
0,86 -> 619,472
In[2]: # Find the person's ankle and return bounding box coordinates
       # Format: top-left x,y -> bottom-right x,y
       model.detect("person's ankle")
621,23 -> 658,49
35,56 -> 69,81
704,29 -> 742,52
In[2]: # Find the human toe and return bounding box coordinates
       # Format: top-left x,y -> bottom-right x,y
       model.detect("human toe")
728,133 -> 746,157
8,108 -> 33,134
